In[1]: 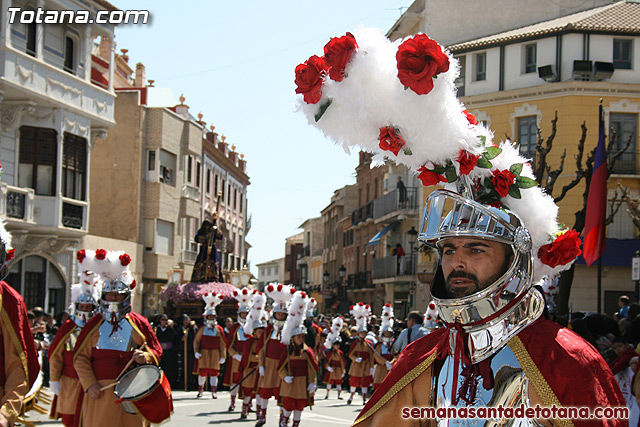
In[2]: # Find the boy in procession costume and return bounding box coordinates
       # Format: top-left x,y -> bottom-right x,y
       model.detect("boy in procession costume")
194,292 -> 226,398
371,304 -> 395,390
294,28 -> 626,426
0,221 -> 39,427
73,249 -> 170,427
277,291 -> 318,427
255,284 -> 295,427
239,292 -> 268,419
322,317 -> 346,400
224,287 -> 254,412
347,302 -> 373,406
49,270 -> 100,427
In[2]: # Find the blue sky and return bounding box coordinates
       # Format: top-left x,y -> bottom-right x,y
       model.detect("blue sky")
115,1 -> 413,275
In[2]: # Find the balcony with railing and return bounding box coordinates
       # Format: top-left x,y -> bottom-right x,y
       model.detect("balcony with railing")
372,255 -> 416,280
0,184 -> 34,223
351,201 -> 374,226
373,187 -> 418,221
180,184 -> 201,218
347,271 -> 372,289
181,249 -> 198,265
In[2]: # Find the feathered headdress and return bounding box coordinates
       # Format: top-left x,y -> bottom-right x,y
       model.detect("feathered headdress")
233,287 -> 256,312
281,290 -> 309,345
70,270 -> 101,306
306,297 -> 317,317
244,291 -> 268,335
202,292 -> 224,317
380,303 -> 394,335
424,300 -> 440,332
324,316 -> 344,349
76,249 -> 135,289
265,283 -> 295,314
0,219 -> 14,264
294,27 -> 581,281
350,302 -> 370,333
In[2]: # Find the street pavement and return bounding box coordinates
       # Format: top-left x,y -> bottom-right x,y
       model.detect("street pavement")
23,388 -> 364,426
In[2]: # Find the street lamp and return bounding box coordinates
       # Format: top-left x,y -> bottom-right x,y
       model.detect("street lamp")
339,265 -> 346,281
323,271 -> 330,288
240,265 -> 251,287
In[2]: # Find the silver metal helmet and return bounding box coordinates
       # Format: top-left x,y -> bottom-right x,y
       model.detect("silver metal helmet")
99,279 -> 132,323
419,188 -> 545,362
271,302 -> 288,328
204,312 -> 217,329
290,325 -> 307,337
252,318 -> 267,331
73,293 -> 98,328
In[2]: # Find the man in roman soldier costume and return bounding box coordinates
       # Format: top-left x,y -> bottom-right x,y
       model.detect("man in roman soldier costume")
73,249 -> 170,427
277,291 -> 318,427
347,303 -> 373,406
0,220 -> 39,427
190,212 -> 224,284
49,270 -> 100,427
224,287 -> 254,411
371,304 -> 394,391
193,292 -> 226,398
255,283 -> 294,427
239,292 -> 268,419
322,317 -> 346,400
293,28 -> 626,426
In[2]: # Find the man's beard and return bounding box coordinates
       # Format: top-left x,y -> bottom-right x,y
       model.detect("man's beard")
445,257 -> 511,298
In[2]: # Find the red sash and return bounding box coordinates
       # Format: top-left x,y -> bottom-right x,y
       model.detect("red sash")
266,339 -> 285,360
62,351 -> 78,378
329,359 -> 342,367
91,348 -> 134,380
355,351 -> 370,360
201,335 -> 220,350
289,359 -> 308,377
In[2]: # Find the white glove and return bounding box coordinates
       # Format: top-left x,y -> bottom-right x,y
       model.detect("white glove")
341,373 -> 345,378
370,367 -> 375,376
385,361 -> 393,370
233,354 -> 242,362
194,352 -> 202,359
259,366 -> 265,377
50,381 -> 61,395
284,376 -> 294,384
355,357 -> 363,363
219,358 -> 226,364
307,383 -> 316,393
327,366 -> 334,372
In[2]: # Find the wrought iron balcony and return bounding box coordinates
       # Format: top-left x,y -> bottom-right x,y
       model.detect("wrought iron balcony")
371,255 -> 416,279
373,187 -> 418,219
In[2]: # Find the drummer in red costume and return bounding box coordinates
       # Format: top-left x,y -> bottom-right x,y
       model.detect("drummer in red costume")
0,220 -> 39,427
322,317 -> 346,400
255,283 -> 294,427
239,292 -> 268,419
277,291 -> 318,427
49,270 -> 100,427
371,304 -> 394,391
224,287 -> 254,412
73,249 -> 170,427
347,302 -> 373,405
194,292 -> 226,398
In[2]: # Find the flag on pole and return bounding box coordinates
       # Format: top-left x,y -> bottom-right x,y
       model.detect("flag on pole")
583,103 -> 607,266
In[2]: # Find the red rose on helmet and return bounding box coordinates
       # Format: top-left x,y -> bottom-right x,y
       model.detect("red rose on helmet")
130,280 -> 136,290
457,150 -> 479,176
463,110 -> 478,125
77,250 -> 86,263
267,284 -> 274,293
396,34 -> 449,95
119,253 -> 131,266
491,169 -> 516,197
417,165 -> 446,187
295,55 -> 328,104
6,249 -> 14,261
537,230 -> 582,268
324,32 -> 358,82
95,249 -> 107,260
379,126 -> 406,156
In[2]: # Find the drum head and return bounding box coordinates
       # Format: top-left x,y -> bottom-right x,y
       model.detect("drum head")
114,365 -> 162,400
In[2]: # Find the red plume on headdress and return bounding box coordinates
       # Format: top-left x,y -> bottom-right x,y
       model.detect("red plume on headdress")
119,253 -> 131,266
77,250 -> 86,263
6,249 -> 14,261
95,249 -> 107,260
290,288 -> 296,294
204,292 -> 209,297
129,280 -> 137,290
385,303 -> 392,307
233,290 -> 239,297
267,284 -> 274,292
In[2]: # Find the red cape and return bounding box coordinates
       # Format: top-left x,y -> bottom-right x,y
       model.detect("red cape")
48,319 -> 78,361
74,311 -> 163,364
1,281 -> 39,388
356,318 -> 626,427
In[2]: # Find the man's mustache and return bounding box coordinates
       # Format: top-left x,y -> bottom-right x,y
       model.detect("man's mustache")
446,270 -> 478,285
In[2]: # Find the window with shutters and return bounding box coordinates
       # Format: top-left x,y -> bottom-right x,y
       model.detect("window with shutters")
62,133 -> 87,200
19,126 -> 57,196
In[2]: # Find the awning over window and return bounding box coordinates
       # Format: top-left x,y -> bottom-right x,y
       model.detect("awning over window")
368,221 -> 399,246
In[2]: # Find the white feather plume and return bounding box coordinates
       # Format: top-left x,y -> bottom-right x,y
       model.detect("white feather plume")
0,219 -> 12,250
265,283 -> 295,310
424,301 -> 439,323
350,302 -> 370,331
244,292 -> 267,335
281,291 -> 309,345
233,287 -> 255,307
324,316 -> 344,349
380,303 -> 394,331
